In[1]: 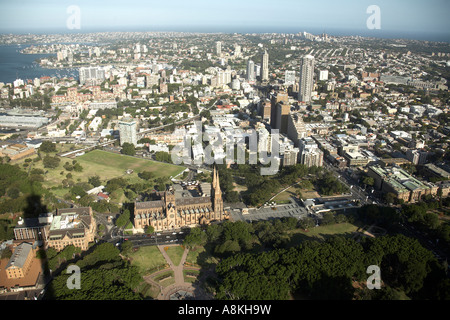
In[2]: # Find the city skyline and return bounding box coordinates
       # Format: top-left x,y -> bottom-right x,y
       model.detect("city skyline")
0,1 -> 449,42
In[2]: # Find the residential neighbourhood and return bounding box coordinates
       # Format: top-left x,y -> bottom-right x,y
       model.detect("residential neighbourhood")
0,0 -> 449,305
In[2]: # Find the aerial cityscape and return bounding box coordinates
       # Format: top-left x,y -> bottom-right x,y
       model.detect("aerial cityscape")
0,0 -> 449,307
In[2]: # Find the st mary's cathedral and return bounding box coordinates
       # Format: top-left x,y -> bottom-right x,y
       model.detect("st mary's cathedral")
133,167 -> 228,232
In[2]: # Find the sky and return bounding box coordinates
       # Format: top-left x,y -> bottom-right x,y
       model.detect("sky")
0,0 -> 449,41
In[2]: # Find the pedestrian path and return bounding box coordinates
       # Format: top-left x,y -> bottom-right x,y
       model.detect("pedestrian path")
157,244 -> 194,300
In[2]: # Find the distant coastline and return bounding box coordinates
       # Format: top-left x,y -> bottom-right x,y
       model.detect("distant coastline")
1,26 -> 449,43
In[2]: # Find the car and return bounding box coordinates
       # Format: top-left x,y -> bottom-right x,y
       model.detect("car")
156,233 -> 161,236
166,236 -> 170,238
179,231 -> 183,234
172,232 -> 177,235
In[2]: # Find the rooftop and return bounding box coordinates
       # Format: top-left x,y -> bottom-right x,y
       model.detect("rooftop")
5,243 -> 33,270
369,165 -> 429,192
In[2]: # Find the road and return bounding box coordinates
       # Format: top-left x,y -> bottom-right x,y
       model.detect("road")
323,163 -> 449,264
106,229 -> 188,248
323,162 -> 372,206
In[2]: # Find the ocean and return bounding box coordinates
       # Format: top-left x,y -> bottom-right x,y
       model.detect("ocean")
0,45 -> 78,84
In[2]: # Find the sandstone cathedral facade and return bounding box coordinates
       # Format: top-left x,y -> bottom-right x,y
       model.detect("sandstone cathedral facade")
133,167 -> 227,232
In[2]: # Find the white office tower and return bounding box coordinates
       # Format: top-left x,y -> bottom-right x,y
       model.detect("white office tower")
217,70 -> 232,86
119,118 -> 137,146
343,113 -> 349,122
247,60 -> 256,82
79,66 -> 106,85
255,64 -> 261,77
94,47 -> 101,57
285,70 -> 296,86
216,41 -> 222,56
261,50 -> 269,81
231,78 -> 241,90
298,55 -> 315,103
319,70 -> 329,81
234,44 -> 241,57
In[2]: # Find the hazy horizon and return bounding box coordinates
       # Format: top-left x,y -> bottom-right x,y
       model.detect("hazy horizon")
1,0 -> 449,43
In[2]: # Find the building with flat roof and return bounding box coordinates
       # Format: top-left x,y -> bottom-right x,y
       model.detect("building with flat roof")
298,137 -> 323,168
343,150 -> 369,167
298,55 -> 315,103
14,214 -> 51,242
423,163 -> 450,179
261,50 -> 269,82
283,147 -> 299,167
287,112 -> 307,147
367,165 -> 436,203
379,157 -> 412,168
0,143 -> 36,161
435,180 -> 450,198
118,118 -> 137,146
0,115 -> 48,129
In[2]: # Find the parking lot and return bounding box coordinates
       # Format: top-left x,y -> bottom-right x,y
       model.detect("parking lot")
230,202 -> 308,222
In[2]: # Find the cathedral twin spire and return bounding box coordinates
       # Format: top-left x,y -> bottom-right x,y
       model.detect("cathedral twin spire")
212,166 -> 222,197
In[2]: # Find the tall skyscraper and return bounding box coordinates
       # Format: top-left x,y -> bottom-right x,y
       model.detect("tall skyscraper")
261,50 -> 269,81
247,59 -> 256,82
216,41 -> 222,56
275,101 -> 291,134
119,118 -> 137,146
270,91 -> 289,129
298,55 -> 315,103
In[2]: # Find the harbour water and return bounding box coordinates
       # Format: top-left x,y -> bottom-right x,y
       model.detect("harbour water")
0,44 -> 78,84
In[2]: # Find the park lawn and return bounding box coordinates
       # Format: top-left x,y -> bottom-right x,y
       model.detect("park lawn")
272,189 -> 297,202
164,245 -> 185,266
159,277 -> 175,288
26,149 -> 186,190
185,245 -> 218,267
185,246 -> 205,265
287,222 -> 360,246
76,150 -> 185,183
128,246 -> 167,274
299,189 -> 320,200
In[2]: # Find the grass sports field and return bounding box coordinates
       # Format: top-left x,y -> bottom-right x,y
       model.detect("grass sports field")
24,149 -> 185,193
75,150 -> 185,183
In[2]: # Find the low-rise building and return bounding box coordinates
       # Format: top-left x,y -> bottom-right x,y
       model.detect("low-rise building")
0,241 -> 43,293
47,207 -> 96,252
0,143 -> 36,161
435,180 -> 450,198
4,243 -> 36,280
367,165 -> 436,203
